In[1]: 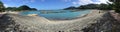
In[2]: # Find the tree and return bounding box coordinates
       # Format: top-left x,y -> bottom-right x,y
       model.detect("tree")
109,0 -> 120,13
18,5 -> 31,10
64,3 -> 113,10
99,3 -> 110,10
6,7 -> 17,11
0,1 -> 5,12
77,4 -> 99,9
30,8 -> 37,10
64,6 -> 76,10
6,5 -> 38,11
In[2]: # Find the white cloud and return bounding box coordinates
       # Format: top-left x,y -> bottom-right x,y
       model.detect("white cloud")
94,0 -> 109,4
72,2 -> 77,5
73,0 -> 109,5
4,4 -> 9,7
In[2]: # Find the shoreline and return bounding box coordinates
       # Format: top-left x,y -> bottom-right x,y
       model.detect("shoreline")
4,10 -> 98,21
50,9 -> 102,21
0,10 -> 106,32
1,10 -> 103,22
2,10 -> 103,21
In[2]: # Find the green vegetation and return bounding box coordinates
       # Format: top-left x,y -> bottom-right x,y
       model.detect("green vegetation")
64,6 -> 76,10
6,5 -> 37,11
0,1 -> 5,12
64,0 -> 120,13
18,5 -> 31,10
109,0 -> 120,13
0,1 -> 37,12
64,3 -> 113,10
77,4 -> 99,9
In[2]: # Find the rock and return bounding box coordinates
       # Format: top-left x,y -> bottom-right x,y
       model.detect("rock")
0,10 -> 105,32
82,12 -> 120,32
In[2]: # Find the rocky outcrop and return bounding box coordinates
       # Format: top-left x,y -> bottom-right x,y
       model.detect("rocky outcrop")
82,12 -> 120,32
0,12 -> 109,32
0,14 -> 50,32
0,10 -> 105,32
0,14 -> 33,32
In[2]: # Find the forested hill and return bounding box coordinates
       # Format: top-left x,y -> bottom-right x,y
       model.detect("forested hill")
64,3 -> 113,10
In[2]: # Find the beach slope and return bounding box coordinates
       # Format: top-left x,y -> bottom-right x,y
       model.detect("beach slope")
0,10 -> 105,32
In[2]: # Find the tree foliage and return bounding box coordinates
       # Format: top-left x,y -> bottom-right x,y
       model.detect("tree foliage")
64,6 -> 76,10
99,3 -> 113,10
64,3 -> 113,10
77,4 -> 99,9
18,5 -> 31,10
30,8 -> 37,10
109,0 -> 120,13
0,1 -> 5,12
6,5 -> 37,11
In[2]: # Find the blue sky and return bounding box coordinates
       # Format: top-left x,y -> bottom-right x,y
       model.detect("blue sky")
1,0 -> 109,10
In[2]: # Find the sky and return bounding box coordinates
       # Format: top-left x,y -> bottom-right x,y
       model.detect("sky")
1,0 -> 109,10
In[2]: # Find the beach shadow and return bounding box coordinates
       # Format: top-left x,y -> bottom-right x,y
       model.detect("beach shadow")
0,14 -> 16,31
81,12 -> 117,32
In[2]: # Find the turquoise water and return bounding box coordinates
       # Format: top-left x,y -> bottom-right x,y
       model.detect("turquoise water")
20,10 -> 91,20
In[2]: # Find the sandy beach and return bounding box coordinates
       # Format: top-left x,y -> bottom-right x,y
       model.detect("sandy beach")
0,10 -> 106,32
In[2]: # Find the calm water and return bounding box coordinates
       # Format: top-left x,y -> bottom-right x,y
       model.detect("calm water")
20,10 -> 91,20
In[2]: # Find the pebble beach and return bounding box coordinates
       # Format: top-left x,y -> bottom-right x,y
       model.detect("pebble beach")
0,10 -> 106,32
